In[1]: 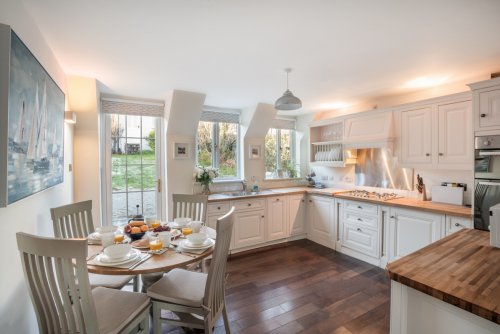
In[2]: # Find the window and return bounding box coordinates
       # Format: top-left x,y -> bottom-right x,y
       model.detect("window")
101,97 -> 164,225
197,108 -> 240,180
265,118 -> 299,179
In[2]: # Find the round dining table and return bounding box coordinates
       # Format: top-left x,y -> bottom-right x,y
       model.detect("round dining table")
87,227 -> 215,276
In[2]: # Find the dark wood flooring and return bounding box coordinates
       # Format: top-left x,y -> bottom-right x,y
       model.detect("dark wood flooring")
161,240 -> 391,334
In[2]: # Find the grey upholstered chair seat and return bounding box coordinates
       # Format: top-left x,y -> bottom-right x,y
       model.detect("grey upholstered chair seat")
147,268 -> 208,307
89,273 -> 134,290
93,287 -> 150,334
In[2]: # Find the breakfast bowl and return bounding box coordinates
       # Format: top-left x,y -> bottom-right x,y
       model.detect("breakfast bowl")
104,243 -> 132,259
187,232 -> 208,246
174,217 -> 191,227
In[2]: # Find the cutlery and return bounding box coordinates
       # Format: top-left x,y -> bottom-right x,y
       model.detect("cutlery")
128,254 -> 151,270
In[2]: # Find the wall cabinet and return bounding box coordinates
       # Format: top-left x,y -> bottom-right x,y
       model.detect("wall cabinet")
307,195 -> 334,248
468,77 -> 500,133
266,196 -> 288,241
288,194 -> 306,236
400,98 -> 472,170
388,208 -> 444,262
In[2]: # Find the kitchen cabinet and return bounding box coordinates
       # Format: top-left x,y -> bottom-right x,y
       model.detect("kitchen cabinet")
267,196 -> 288,241
233,208 -> 266,249
309,120 -> 356,167
468,77 -> 500,133
288,194 -> 306,236
445,215 -> 472,236
206,202 -> 231,229
388,208 -> 444,262
400,96 -> 472,170
340,200 -> 381,263
307,195 -> 334,248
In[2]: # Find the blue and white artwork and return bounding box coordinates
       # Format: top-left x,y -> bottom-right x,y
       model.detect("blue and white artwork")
6,31 -> 64,205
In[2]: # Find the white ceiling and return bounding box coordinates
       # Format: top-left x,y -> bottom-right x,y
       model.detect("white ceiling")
21,0 -> 500,115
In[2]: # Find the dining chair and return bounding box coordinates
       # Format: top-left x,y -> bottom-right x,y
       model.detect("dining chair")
147,207 -> 235,334
16,232 -> 150,334
50,200 -> 136,290
172,194 -> 208,222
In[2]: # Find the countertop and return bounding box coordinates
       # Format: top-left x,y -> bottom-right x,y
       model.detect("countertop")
208,187 -> 472,218
386,229 -> 500,324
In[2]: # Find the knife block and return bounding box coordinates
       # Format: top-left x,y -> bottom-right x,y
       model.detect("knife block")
418,185 -> 428,201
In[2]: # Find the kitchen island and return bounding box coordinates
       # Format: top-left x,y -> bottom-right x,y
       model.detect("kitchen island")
386,229 -> 500,334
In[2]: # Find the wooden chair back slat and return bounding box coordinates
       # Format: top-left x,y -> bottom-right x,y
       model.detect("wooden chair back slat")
51,200 -> 94,238
16,232 -> 99,334
203,207 -> 235,325
172,194 -> 208,222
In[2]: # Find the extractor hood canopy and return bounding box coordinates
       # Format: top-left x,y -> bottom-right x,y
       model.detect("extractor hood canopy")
343,111 -> 395,149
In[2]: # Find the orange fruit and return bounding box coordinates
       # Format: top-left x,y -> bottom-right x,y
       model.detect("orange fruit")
140,225 -> 148,232
131,226 -> 141,234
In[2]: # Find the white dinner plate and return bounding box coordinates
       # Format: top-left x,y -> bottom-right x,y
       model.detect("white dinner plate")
96,249 -> 140,264
180,238 -> 214,250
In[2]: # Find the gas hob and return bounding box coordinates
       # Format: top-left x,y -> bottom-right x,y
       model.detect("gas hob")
340,190 -> 402,201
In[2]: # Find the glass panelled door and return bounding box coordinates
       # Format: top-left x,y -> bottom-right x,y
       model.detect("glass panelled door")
105,114 -> 162,225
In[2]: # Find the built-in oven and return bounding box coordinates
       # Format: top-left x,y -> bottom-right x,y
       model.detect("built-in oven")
474,135 -> 500,230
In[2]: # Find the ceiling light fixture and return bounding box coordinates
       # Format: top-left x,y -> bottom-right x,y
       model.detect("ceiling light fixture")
275,68 -> 302,110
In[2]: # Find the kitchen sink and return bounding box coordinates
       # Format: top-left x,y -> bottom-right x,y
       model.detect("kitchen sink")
220,189 -> 274,197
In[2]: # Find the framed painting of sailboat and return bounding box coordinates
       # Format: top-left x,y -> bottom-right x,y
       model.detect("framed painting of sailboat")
0,24 -> 65,207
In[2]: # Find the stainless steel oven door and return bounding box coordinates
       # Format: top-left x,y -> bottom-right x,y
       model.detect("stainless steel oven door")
474,180 -> 500,231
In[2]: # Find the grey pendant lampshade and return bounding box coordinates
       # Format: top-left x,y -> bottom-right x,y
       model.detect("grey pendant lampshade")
275,68 -> 302,110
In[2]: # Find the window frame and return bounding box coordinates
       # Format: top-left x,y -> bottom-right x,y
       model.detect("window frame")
196,108 -> 241,181
265,127 -> 298,180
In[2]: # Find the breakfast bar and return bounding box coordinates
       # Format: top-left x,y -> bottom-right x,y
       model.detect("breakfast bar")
386,229 -> 500,334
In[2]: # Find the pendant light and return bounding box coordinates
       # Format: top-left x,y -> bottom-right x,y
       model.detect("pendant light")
275,68 -> 302,110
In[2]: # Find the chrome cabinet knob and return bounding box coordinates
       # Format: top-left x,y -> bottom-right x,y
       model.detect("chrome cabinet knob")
454,223 -> 460,227
356,228 -> 362,232
247,203 -> 251,206
425,153 -> 430,157
480,113 -> 486,118
357,205 -> 362,209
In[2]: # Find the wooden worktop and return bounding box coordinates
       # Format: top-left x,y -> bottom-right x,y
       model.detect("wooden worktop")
334,193 -> 472,218
208,186 -> 472,218
386,229 -> 500,324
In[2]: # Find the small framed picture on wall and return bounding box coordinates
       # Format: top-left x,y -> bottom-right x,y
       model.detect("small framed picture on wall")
174,142 -> 189,159
249,144 -> 261,159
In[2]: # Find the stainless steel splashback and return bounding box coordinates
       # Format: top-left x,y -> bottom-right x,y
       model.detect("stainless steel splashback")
355,148 -> 414,190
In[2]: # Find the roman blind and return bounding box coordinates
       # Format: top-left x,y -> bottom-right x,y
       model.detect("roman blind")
271,117 -> 296,130
200,107 -> 240,124
101,95 -> 164,117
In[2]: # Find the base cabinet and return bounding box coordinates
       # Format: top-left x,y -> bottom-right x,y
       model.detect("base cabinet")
289,194 -> 306,236
307,195 -> 334,248
267,196 -> 288,241
388,208 -> 444,262
233,209 -> 266,249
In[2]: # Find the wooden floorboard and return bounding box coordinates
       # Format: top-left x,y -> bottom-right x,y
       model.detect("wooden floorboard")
157,239 -> 390,333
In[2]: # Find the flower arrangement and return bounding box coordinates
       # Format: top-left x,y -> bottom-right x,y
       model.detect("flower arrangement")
194,166 -> 219,194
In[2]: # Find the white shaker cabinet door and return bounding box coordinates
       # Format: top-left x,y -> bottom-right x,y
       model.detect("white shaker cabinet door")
388,208 -> 444,262
288,194 -> 306,236
437,100 -> 473,168
233,210 -> 266,249
307,195 -> 334,248
401,106 -> 433,165
267,196 -> 288,241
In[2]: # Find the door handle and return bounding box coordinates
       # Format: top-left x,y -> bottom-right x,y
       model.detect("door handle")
480,113 -> 486,118
479,181 -> 500,186
157,179 -> 161,192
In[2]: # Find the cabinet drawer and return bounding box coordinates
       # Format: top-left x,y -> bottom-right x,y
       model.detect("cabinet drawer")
232,198 -> 265,211
446,216 -> 472,235
344,211 -> 378,229
207,202 -> 231,215
344,200 -> 378,215
343,223 -> 379,258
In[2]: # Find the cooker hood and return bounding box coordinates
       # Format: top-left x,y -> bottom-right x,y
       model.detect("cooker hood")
343,111 -> 395,149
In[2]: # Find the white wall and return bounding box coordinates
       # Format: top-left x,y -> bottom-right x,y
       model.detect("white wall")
0,2 -> 72,332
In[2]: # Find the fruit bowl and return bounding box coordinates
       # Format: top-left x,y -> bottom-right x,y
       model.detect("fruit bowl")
129,232 -> 145,241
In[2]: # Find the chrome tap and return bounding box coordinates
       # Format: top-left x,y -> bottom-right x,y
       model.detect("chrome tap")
241,179 -> 248,192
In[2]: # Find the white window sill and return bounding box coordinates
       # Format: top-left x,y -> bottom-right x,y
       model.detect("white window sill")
212,179 -> 243,184
264,177 -> 302,182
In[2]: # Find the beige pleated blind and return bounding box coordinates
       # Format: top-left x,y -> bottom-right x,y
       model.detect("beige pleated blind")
271,117 -> 296,130
101,96 -> 164,117
200,108 -> 240,124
